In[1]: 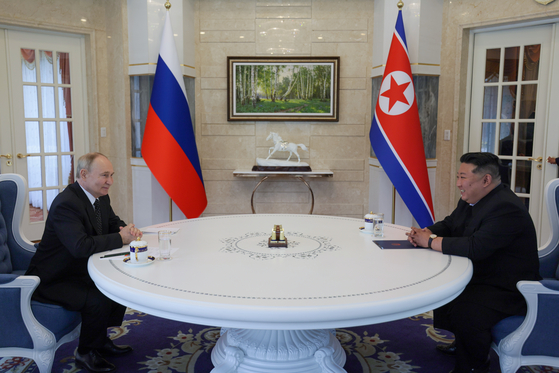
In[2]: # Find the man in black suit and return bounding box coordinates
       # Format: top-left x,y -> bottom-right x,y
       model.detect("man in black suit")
26,152 -> 142,373
407,152 -> 541,373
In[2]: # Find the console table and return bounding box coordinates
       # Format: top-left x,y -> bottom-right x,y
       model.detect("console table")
233,169 -> 333,214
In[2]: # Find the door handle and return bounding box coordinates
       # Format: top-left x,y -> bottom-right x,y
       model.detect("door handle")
528,157 -> 542,162
17,153 -> 31,158
0,153 -> 12,159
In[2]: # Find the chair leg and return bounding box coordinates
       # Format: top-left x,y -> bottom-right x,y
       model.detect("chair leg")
499,354 -> 521,373
34,349 -> 55,373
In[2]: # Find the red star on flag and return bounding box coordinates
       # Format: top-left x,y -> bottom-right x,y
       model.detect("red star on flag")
381,75 -> 411,112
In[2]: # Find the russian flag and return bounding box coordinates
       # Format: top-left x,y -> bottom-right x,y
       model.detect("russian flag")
142,11 -> 207,218
369,9 -> 434,228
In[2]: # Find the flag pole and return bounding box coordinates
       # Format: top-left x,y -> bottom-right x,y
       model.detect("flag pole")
392,0 -> 402,226
166,0 -> 172,223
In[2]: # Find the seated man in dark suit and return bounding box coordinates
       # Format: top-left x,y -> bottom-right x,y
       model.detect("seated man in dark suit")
406,152 -> 541,373
26,152 -> 143,373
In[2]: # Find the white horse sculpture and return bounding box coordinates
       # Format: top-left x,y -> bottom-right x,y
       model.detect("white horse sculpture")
265,132 -> 309,163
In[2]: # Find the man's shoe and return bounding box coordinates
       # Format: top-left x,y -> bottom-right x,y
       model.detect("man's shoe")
75,350 -> 116,373
436,341 -> 457,355
97,338 -> 133,357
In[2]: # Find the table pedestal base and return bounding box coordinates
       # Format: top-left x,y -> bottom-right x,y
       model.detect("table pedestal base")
211,329 -> 346,373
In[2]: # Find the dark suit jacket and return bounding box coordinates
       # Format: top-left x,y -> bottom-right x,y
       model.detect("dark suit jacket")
26,182 -> 125,310
429,184 -> 541,315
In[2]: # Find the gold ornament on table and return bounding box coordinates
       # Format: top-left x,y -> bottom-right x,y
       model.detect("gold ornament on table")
268,224 -> 288,248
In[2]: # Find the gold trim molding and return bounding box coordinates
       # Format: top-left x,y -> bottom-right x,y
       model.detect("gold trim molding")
129,62 -> 196,69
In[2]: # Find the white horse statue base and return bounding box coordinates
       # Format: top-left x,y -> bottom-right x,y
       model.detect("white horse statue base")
256,157 -> 309,167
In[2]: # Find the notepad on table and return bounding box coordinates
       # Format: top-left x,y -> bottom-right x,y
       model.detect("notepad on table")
374,240 -> 422,249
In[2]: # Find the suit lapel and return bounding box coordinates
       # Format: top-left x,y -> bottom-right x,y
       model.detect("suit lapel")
463,184 -> 504,236
69,182 -> 99,236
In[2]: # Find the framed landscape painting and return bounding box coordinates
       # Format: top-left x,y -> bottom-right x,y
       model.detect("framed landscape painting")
227,56 -> 340,122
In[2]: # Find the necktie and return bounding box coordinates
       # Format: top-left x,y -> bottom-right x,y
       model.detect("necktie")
94,199 -> 102,235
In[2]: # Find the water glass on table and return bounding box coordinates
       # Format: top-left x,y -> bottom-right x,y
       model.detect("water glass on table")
158,230 -> 173,260
373,213 -> 384,237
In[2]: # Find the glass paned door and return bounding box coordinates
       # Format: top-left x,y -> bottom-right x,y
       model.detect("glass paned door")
470,25 -> 551,241
5,30 -> 85,240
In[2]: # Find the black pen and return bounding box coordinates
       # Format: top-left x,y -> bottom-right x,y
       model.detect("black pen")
100,252 -> 129,259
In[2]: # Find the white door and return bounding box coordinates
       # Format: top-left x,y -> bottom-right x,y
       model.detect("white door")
0,29 -> 87,240
468,24 -> 558,244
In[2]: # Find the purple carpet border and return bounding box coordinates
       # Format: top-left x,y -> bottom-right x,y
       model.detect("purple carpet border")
1,309 -> 557,373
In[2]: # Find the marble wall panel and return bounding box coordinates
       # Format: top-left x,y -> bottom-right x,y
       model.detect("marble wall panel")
199,0 -> 256,20
339,90 -> 369,124
310,136 -> 365,160
257,0 -> 312,6
312,158 -> 364,170
201,30 -> 256,43
340,77 -> 367,90
311,180 -> 365,204
329,171 -> 364,182
199,136 -> 256,160
202,124 -> 255,136
312,43 -> 370,78
256,6 -> 312,19
200,110 -> 230,125
203,169 -> 240,181
200,90 -> 228,122
253,179 -> 315,192
200,19 -> 256,31
255,19 -> 312,54
198,44 -> 256,77
310,124 -> 364,136
201,77 -> 228,90
312,19 -> 368,31
205,180 -> 256,204
253,191 -> 310,203
203,158 -> 256,170
312,31 -> 368,43
0,0 -> 107,30
312,0 -> 374,20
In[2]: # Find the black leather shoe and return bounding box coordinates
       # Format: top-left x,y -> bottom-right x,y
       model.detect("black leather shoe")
96,338 -> 133,357
436,341 -> 457,355
75,350 -> 116,373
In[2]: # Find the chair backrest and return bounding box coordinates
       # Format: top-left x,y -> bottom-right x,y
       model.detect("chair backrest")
0,174 -> 35,274
539,178 -> 559,280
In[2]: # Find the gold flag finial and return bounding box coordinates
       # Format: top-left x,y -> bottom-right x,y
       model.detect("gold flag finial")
397,0 -> 404,9
165,1 -> 171,10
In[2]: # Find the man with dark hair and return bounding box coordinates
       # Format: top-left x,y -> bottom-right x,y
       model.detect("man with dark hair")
407,152 -> 541,373
26,152 -> 142,373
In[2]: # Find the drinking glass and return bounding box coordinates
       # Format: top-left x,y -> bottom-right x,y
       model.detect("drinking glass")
158,230 -> 173,260
373,213 -> 384,238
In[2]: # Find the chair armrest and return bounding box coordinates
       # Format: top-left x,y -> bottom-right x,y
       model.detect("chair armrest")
0,274 -> 58,349
500,280 -> 559,356
517,280 -> 559,299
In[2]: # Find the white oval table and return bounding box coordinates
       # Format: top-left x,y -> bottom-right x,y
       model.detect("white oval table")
88,214 -> 472,373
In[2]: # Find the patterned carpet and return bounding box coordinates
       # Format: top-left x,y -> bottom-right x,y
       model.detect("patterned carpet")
1,309 -> 557,373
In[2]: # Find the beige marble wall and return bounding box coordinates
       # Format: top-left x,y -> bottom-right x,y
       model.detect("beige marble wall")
0,0 -> 133,222
196,0 -> 374,218
436,0 -> 559,219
